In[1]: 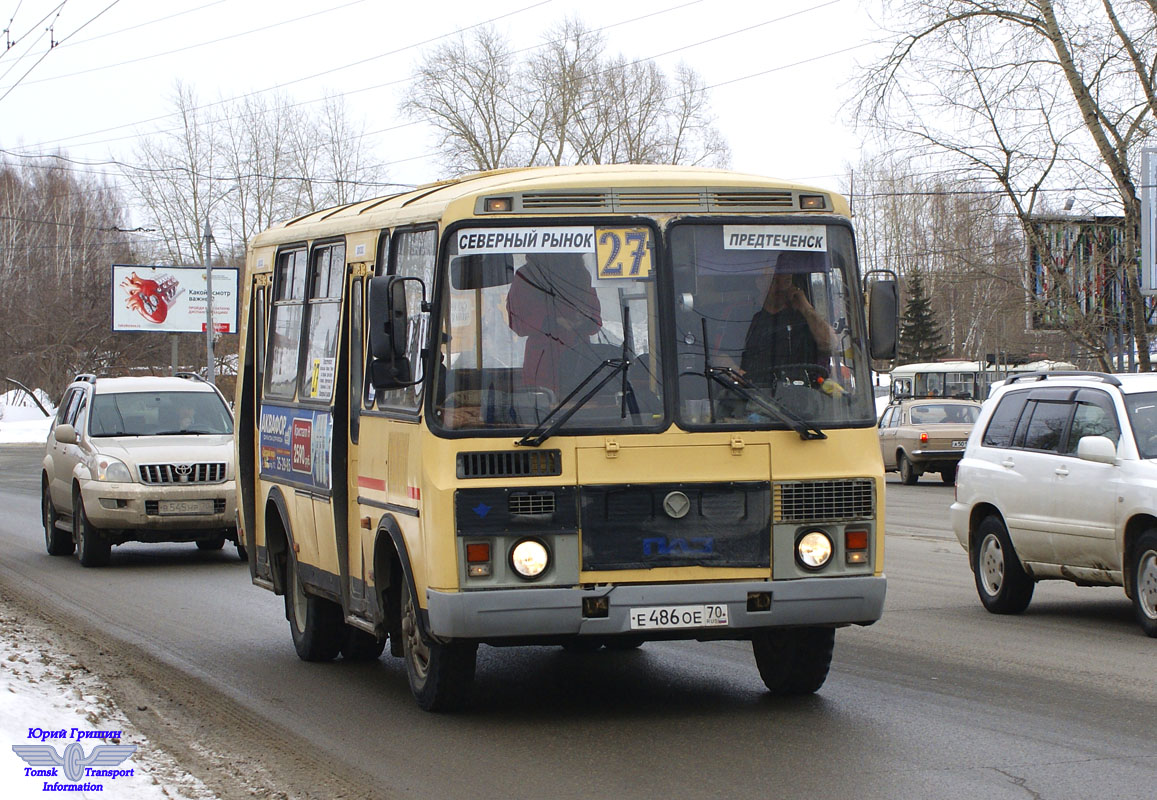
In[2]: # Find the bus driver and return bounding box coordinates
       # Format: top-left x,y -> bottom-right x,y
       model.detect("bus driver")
740,250 -> 836,386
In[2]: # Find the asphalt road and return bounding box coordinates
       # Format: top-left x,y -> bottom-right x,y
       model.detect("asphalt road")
1,444 -> 1154,799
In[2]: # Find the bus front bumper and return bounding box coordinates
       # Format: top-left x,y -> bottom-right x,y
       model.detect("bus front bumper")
425,575 -> 886,640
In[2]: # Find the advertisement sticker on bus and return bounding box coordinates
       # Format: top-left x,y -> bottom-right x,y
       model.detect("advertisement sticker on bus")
722,225 -> 827,251
259,405 -> 333,491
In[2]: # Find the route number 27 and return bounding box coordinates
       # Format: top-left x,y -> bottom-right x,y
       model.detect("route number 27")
596,227 -> 653,280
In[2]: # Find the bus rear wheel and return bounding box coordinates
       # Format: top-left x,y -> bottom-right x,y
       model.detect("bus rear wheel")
400,579 -> 476,711
285,550 -> 343,662
751,627 -> 835,695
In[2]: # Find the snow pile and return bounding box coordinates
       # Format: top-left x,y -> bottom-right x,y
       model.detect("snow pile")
0,601 -> 217,799
0,390 -> 54,444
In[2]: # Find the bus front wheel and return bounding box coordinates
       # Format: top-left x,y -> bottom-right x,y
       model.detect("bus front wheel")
285,550 -> 343,662
751,627 -> 834,695
400,579 -> 477,712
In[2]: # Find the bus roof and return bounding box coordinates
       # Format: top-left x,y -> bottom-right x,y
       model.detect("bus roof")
249,164 -> 851,250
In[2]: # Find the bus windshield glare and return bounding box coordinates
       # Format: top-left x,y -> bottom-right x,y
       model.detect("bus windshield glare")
433,220 -> 874,433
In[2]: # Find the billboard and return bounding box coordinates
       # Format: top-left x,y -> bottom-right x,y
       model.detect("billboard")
1143,147 -> 1157,294
111,265 -> 239,333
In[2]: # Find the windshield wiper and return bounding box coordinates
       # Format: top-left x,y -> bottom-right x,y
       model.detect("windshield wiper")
701,367 -> 826,440
515,357 -> 633,448
693,317 -> 824,440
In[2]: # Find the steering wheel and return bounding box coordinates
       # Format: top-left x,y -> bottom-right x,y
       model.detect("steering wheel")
771,363 -> 830,388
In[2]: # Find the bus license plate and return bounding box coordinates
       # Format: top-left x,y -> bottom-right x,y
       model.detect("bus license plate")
952,440 -> 967,448
158,499 -> 214,515
629,604 -> 729,630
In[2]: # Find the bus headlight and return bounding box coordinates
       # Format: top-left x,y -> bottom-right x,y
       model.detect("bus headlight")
510,539 -> 550,579
796,530 -> 833,570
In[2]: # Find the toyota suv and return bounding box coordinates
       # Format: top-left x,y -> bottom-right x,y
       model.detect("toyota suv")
41,373 -> 239,566
950,371 -> 1157,637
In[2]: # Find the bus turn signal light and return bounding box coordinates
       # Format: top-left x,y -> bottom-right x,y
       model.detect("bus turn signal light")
466,542 -> 491,577
846,529 -> 869,564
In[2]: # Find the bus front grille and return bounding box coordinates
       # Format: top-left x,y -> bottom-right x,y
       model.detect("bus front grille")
774,479 -> 875,523
457,450 -> 563,479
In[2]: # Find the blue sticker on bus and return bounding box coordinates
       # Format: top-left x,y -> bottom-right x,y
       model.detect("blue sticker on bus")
259,405 -> 333,491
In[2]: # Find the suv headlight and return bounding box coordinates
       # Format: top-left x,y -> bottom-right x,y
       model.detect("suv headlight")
95,456 -> 132,482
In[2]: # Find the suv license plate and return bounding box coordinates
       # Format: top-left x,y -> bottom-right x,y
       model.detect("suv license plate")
629,604 -> 729,630
952,440 -> 967,448
158,499 -> 214,515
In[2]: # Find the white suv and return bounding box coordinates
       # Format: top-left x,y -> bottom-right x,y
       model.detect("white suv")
41,373 -> 239,567
951,371 -> 1157,637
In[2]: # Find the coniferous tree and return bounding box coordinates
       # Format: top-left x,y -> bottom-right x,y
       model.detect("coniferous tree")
898,270 -> 950,363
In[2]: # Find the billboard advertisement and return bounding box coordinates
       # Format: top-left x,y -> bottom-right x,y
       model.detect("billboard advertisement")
111,264 -> 239,333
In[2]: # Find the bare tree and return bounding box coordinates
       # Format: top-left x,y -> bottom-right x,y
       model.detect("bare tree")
0,156 -> 164,399
856,0 -> 1157,370
403,20 -> 730,173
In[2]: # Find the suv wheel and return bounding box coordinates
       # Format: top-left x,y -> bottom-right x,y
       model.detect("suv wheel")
973,515 -> 1033,614
899,454 -> 919,485
43,484 -> 74,556
73,489 -> 111,568
1130,529 -> 1157,638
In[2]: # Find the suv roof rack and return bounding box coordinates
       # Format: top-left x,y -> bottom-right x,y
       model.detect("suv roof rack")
1004,370 -> 1121,387
72,373 -> 97,384
175,371 -> 207,382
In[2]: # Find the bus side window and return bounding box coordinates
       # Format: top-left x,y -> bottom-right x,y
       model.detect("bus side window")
376,227 -> 436,412
297,241 -> 346,403
266,247 -> 308,399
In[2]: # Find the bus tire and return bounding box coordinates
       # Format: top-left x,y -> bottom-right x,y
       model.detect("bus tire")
341,626 -> 387,661
400,579 -> 476,711
751,627 -> 834,696
285,550 -> 343,662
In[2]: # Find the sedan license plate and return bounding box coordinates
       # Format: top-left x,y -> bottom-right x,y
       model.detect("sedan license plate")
952,440 -> 968,448
157,499 -> 214,516
629,604 -> 729,630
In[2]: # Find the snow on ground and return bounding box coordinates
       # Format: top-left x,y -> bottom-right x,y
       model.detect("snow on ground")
0,393 -> 217,799
0,599 -> 217,799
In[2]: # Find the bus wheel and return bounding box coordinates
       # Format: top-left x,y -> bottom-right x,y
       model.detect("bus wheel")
400,579 -> 476,711
341,626 -> 387,661
285,550 -> 343,662
751,627 -> 834,695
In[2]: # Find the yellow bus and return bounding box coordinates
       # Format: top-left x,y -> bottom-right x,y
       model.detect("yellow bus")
234,165 -> 899,711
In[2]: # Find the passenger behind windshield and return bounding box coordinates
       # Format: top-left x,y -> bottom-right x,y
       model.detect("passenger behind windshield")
506,252 -> 603,397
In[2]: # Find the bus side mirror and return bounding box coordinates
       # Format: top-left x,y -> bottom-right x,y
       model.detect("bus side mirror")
369,276 -> 410,360
865,270 -> 899,369
368,275 -> 425,390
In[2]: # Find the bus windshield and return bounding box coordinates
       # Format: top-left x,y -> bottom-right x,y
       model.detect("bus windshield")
671,221 -> 874,428
434,225 -> 663,432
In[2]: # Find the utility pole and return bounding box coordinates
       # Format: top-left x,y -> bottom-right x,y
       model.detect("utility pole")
203,220 -> 215,386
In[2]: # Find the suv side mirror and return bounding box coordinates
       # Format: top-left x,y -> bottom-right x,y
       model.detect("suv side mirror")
1076,435 -> 1117,465
54,424 -> 78,445
864,270 -> 899,369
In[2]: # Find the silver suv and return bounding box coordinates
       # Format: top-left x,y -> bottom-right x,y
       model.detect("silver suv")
41,373 -> 239,566
950,371 -> 1157,637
